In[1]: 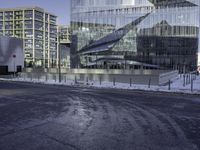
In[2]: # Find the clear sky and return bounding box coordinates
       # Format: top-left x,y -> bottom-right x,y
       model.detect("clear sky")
0,0 -> 71,25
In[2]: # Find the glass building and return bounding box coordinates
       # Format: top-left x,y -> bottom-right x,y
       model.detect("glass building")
0,7 -> 57,68
57,25 -> 71,68
71,0 -> 200,72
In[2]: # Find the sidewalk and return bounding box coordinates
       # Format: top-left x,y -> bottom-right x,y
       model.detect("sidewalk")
0,75 -> 200,95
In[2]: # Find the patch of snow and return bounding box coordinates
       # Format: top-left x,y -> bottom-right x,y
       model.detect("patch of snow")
1,75 -> 200,95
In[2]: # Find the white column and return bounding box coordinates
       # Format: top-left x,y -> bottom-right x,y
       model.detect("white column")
43,13 -> 46,67
33,9 -> 35,65
56,26 -> 59,68
22,10 -> 25,65
48,14 -> 50,68
12,11 -> 15,37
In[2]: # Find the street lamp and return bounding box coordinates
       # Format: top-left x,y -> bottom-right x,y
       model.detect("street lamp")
13,54 -> 16,77
58,34 -> 61,83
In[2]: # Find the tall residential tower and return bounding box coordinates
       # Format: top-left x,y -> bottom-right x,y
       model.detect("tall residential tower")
0,7 -> 57,68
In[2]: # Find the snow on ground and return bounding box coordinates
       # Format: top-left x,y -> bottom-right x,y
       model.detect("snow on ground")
0,75 -> 200,95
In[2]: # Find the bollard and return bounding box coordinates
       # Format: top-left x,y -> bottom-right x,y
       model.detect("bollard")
186,75 -> 187,85
100,76 -> 102,85
130,78 -> 132,87
113,78 -> 115,86
148,78 -> 151,88
183,74 -> 186,87
65,75 -> 67,83
189,74 -> 191,84
191,77 -> 193,92
186,75 -> 188,85
168,80 -> 171,91
60,75 -> 62,83
86,77 -> 89,85
46,74 -> 48,82
75,76 -> 77,84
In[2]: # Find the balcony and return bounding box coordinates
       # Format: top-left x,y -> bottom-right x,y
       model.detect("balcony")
5,17 -> 13,21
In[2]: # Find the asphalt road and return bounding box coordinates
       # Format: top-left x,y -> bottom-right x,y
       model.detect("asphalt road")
0,81 -> 200,150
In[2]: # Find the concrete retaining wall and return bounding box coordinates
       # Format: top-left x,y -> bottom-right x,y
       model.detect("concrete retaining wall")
159,71 -> 179,85
22,68 -> 178,85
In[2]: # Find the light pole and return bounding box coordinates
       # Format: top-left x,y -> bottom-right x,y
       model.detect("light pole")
58,34 -> 61,83
13,54 -> 16,77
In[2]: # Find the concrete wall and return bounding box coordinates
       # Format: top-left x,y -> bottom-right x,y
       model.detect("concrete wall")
159,71 -> 179,85
23,68 -> 178,85
21,72 -> 159,85
25,68 -> 168,75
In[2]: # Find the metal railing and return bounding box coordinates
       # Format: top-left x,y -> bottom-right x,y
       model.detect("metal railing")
1,71 -> 198,92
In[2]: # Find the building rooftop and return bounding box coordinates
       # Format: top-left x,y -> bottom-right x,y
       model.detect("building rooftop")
0,6 -> 57,17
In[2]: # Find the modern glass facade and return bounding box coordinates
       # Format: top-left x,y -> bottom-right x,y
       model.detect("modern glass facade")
0,7 -> 57,68
57,25 -> 71,68
71,0 -> 200,72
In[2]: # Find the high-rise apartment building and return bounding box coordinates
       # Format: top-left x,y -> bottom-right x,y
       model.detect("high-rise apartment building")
57,25 -> 71,44
57,25 -> 71,68
71,0 -> 200,72
0,7 -> 57,68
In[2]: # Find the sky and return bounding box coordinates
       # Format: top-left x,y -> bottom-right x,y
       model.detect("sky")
0,0 -> 71,25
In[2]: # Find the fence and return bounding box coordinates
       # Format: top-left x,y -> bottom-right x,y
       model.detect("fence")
2,70 -> 198,92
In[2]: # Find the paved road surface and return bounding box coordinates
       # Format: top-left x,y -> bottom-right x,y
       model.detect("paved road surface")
0,81 -> 200,150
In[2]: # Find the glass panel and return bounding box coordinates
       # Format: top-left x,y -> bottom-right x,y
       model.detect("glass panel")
71,0 -> 200,72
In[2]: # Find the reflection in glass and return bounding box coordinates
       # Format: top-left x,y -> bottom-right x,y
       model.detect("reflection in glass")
71,0 -> 200,72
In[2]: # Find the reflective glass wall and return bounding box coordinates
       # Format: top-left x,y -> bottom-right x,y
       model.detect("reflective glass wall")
71,0 -> 200,72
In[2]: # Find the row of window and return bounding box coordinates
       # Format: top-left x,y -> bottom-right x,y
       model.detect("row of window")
0,11 -> 56,24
